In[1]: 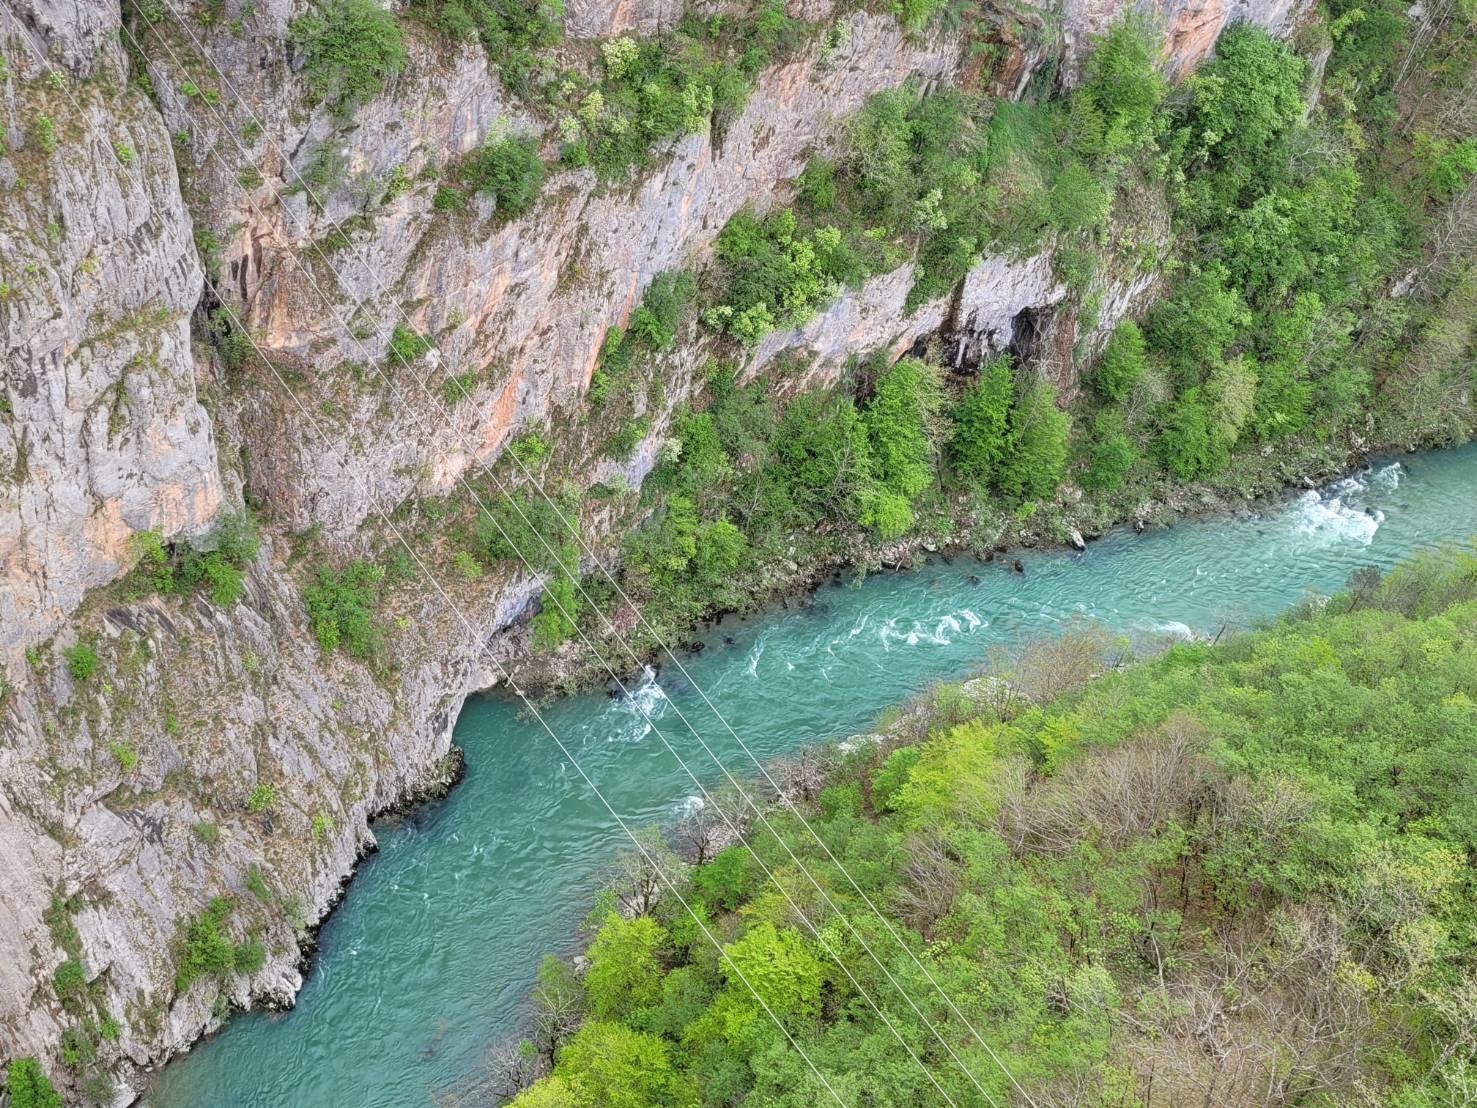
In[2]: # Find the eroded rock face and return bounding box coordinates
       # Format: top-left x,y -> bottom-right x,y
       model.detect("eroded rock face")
2,0 -> 122,79
143,8 -> 963,536
0,44 -> 221,667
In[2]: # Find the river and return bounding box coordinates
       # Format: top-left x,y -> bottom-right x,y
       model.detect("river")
147,444 -> 1477,1107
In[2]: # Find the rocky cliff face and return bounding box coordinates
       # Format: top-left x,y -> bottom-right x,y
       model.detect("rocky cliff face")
0,0 -> 1308,1100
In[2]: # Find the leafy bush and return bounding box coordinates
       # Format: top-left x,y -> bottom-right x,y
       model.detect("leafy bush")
175,896 -> 250,991
1153,387 -> 1219,479
705,209 -> 862,344
33,115 -> 57,154
4,1057 -> 62,1108
386,323 -> 432,364
245,784 -> 276,813
997,378 -> 1071,503
858,357 -> 942,535
584,913 -> 668,1021
62,643 -> 98,681
1089,320 -> 1147,400
947,355 -> 1014,487
627,270 -> 697,349
1144,264 -> 1249,386
128,513 -> 258,607
289,0 -> 406,115
1077,408 -> 1137,492
530,551 -> 581,651
1071,16 -> 1167,158
464,133 -> 545,220
303,560 -> 385,657
470,487 -> 576,572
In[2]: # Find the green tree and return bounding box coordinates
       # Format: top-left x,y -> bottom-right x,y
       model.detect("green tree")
5,1058 -> 62,1108
553,1021 -> 686,1108
859,357 -> 943,536
1145,265 -> 1250,386
1090,320 -> 1147,401
467,133 -> 545,220
510,1075 -> 594,1108
1074,16 -> 1167,156
584,913 -> 669,1021
997,379 -> 1070,502
289,0 -> 406,115
303,560 -> 385,656
947,354 -> 1014,488
1153,387 -> 1220,479
1077,408 -> 1137,492
721,921 -> 824,1021
692,846 -> 752,911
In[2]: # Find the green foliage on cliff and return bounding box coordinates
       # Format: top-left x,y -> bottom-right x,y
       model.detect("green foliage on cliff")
290,0 -> 406,116
126,513 -> 261,608
513,547 -> 1477,1105
407,0 -> 561,92
174,896 -> 263,992
464,133 -> 546,220
62,643 -> 98,681
303,560 -> 385,657
3,1059 -> 62,1108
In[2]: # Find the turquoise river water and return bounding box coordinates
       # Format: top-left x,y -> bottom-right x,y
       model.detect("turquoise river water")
148,444 -> 1477,1107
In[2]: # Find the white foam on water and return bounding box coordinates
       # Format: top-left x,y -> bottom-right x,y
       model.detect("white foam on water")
959,609 -> 983,631
1370,462 -> 1403,492
744,641 -> 765,677
610,667 -> 667,742
1289,487 -> 1382,548
670,794 -> 705,819
1152,620 -> 1195,640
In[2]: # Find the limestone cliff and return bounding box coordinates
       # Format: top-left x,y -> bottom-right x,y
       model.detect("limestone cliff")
0,0 -> 1309,1100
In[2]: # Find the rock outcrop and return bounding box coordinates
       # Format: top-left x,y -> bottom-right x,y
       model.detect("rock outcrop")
0,26 -> 221,668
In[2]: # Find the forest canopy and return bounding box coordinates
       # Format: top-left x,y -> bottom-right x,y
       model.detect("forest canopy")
508,546 -> 1477,1106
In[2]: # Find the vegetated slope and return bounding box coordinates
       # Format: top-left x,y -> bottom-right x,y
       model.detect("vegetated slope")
481,9 -> 1477,682
508,546 -> 1477,1106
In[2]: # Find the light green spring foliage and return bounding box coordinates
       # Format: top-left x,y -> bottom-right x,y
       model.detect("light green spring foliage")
4,1059 -> 62,1108
860,357 -> 944,536
126,512 -> 260,608
303,560 -> 386,657
289,0 -> 406,115
517,548 -> 1477,1106
946,354 -> 1014,485
997,378 -> 1070,503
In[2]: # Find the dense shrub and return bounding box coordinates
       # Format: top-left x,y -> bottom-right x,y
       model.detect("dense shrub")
289,0 -> 406,115
1071,16 -> 1167,157
1089,320 -> 1147,401
627,270 -> 697,349
705,210 -> 863,344
861,357 -> 943,507
1077,408 -> 1137,491
62,643 -> 98,681
464,133 -> 545,220
303,560 -> 385,657
946,355 -> 1014,487
5,1058 -> 62,1108
175,897 -> 255,992
997,378 -> 1071,503
127,513 -> 258,608
530,547 -> 581,650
